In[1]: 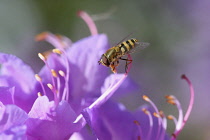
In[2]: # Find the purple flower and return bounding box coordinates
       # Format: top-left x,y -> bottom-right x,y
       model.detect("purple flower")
0,10 -> 132,139
0,10 -> 194,140
82,75 -> 195,140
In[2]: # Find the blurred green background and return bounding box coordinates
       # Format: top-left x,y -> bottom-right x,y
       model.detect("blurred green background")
0,0 -> 209,139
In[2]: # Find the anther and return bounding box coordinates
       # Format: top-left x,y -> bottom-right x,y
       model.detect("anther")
142,95 -> 150,102
51,69 -> 58,77
167,100 -> 176,105
35,74 -> 42,82
153,112 -> 160,118
35,32 -> 48,41
167,115 -> 174,120
38,53 -> 47,61
133,120 -> 140,126
58,70 -> 65,77
47,83 -> 53,90
165,95 -> 174,100
142,108 -> 149,115
38,92 -> 43,97
159,110 -> 164,118
52,49 -> 62,55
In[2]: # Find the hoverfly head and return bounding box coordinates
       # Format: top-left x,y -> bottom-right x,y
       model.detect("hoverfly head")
99,54 -> 110,67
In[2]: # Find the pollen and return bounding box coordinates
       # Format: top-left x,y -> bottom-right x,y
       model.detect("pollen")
37,92 -> 43,97
159,110 -> 164,118
38,53 -> 47,61
142,108 -> 149,115
51,69 -> 58,77
58,70 -> 65,77
35,32 -> 48,41
167,100 -> 176,105
165,95 -> 174,100
167,115 -> 174,120
35,74 -> 42,82
133,120 -> 140,126
142,95 -> 150,102
153,112 -> 160,118
52,49 -> 62,55
47,83 -> 53,90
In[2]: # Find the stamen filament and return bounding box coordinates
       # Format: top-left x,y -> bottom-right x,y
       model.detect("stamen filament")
167,115 -> 178,128
59,70 -> 68,101
159,111 -> 167,140
40,56 -> 57,96
35,74 -> 46,95
166,95 -> 183,130
142,108 -> 153,140
143,95 -> 161,140
134,120 -> 142,140
171,75 -> 194,139
47,83 -> 59,106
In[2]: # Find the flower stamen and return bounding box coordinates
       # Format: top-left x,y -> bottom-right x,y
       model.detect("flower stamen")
52,49 -> 63,55
142,95 -> 161,140
170,75 -> 195,139
142,108 -> 153,140
166,95 -> 183,132
35,74 -> 46,95
38,92 -> 43,97
38,53 -> 47,61
133,120 -> 142,140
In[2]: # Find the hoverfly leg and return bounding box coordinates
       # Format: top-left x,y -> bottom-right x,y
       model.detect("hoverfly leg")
110,60 -> 119,73
119,57 -> 133,73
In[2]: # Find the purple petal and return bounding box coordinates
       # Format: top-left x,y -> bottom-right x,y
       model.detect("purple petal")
101,74 -> 139,98
0,53 -> 36,94
0,87 -> 15,105
82,101 -> 139,140
0,104 -> 28,132
0,125 -> 27,140
0,53 -> 37,112
67,34 -> 109,98
26,96 -> 83,139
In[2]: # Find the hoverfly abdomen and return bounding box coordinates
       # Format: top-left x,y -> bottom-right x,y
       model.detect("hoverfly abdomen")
119,38 -> 138,55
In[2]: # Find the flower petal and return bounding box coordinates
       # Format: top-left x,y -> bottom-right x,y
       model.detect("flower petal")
101,74 -> 139,98
0,53 -> 36,94
82,101 -> 139,140
0,53 -> 37,112
0,103 -> 28,132
0,125 -> 27,140
0,87 -> 15,105
66,34 -> 109,98
26,96 -> 83,140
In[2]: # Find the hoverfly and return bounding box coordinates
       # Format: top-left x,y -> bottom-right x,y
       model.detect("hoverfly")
98,38 -> 149,73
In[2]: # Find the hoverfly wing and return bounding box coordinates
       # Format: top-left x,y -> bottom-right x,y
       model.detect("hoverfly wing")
135,41 -> 150,49
126,41 -> 150,54
114,33 -> 134,46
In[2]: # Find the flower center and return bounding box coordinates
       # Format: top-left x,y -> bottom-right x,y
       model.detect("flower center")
34,33 -> 72,106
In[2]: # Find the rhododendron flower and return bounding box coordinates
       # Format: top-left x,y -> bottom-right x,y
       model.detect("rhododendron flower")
0,10 -> 194,140
82,75 -> 194,140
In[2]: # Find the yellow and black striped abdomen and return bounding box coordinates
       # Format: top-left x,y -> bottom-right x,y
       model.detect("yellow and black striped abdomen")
119,39 -> 136,55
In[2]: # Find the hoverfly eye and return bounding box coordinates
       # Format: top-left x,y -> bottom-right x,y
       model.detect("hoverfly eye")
102,55 -> 110,66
